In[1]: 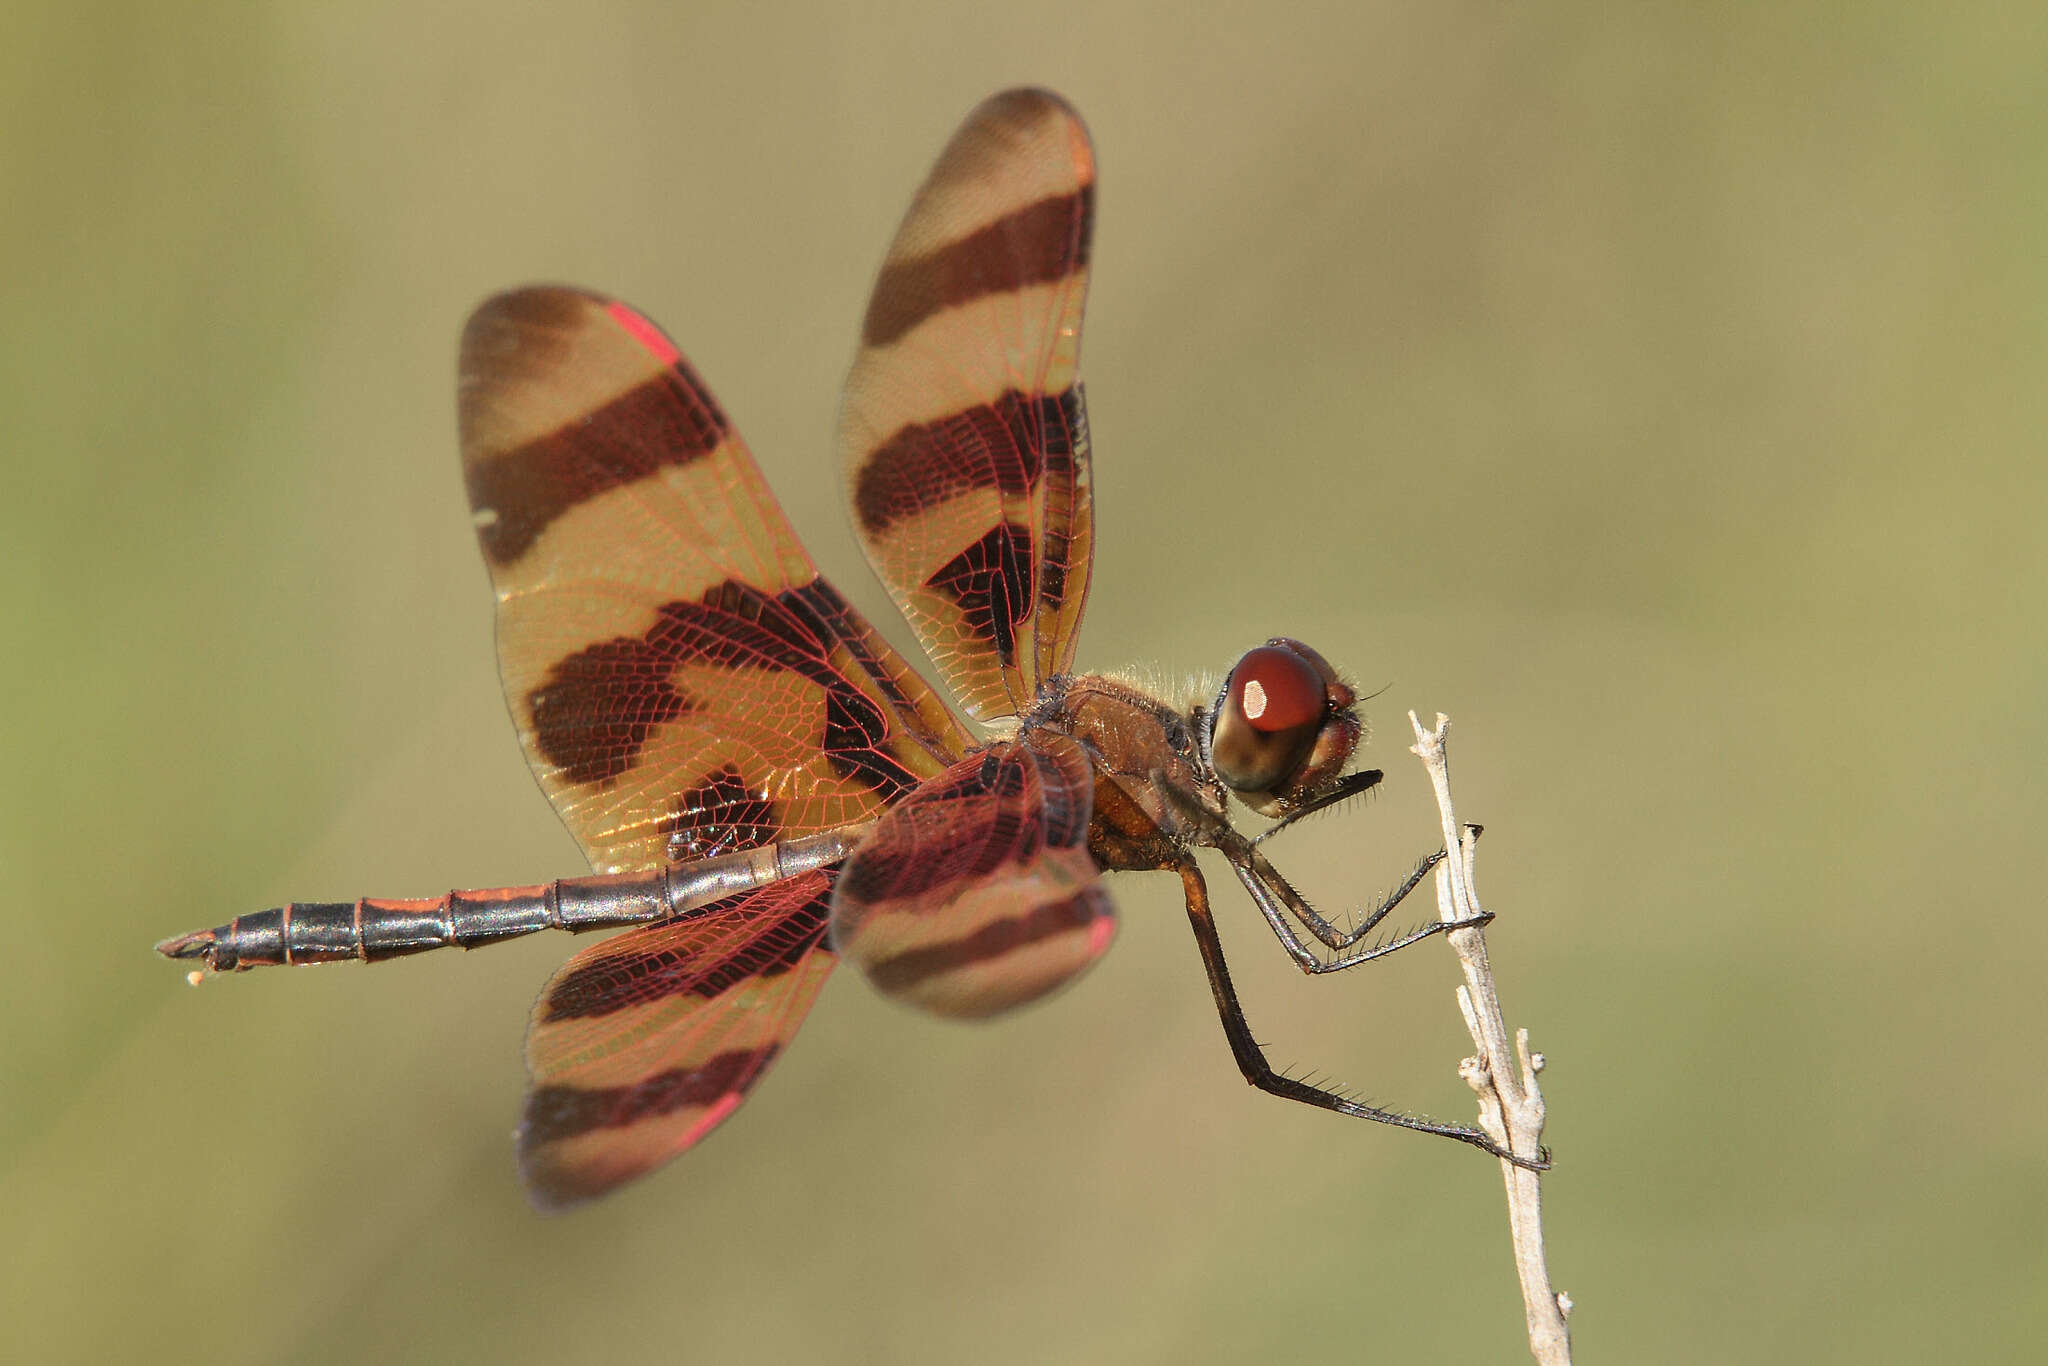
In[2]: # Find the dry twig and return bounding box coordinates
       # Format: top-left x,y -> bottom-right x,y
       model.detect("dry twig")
1409,711 -> 1572,1365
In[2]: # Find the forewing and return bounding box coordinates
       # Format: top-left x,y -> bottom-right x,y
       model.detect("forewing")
840,88 -> 1097,722
460,287 -> 971,873
519,868 -> 839,1210
830,732 -> 1114,1018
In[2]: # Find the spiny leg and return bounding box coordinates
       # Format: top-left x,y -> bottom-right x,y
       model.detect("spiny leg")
1249,769 -> 1384,848
1158,774 -> 1477,968
1174,858 -> 1539,1168
1210,814 -> 1475,964
1162,776 -> 1461,961
1229,859 -> 1453,973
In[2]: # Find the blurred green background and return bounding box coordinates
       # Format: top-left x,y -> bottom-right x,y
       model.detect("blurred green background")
6,2 -> 2044,1361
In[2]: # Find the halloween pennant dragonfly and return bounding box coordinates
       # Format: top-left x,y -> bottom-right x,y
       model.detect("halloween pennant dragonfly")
157,89 -> 1538,1209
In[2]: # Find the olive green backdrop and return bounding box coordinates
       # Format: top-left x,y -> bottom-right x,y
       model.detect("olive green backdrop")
5,3 -> 2043,1362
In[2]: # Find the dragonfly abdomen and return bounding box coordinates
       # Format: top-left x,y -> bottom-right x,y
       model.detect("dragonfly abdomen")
156,827 -> 866,973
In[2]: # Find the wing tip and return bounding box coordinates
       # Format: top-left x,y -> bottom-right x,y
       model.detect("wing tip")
969,87 -> 1094,178
459,285 -> 605,364
976,87 -> 1084,127
978,86 -> 1079,119
516,1088 -> 750,1214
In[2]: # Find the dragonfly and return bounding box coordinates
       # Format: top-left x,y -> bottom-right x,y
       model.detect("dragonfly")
157,88 -> 1539,1210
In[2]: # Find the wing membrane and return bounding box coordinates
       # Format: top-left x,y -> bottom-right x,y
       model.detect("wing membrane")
840,89 -> 1097,722
829,732 -> 1114,1018
459,287 -> 971,872
519,868 -> 839,1210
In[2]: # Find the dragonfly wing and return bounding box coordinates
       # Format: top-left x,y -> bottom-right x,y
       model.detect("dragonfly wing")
518,868 -> 840,1210
829,731 -> 1114,1019
459,287 -> 972,874
840,89 -> 1097,722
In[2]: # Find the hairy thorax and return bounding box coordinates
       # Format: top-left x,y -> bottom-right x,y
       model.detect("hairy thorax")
1025,673 -> 1222,873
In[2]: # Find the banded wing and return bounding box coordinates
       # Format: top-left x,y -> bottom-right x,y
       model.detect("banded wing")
460,288 -> 974,1203
830,732 -> 1114,1018
460,286 -> 972,873
840,88 -> 1097,722
520,869 -> 839,1210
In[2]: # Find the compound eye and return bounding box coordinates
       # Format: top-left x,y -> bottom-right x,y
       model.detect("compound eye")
1210,645 -> 1326,794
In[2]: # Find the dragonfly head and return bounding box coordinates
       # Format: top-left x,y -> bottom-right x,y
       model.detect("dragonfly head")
1202,638 -> 1362,819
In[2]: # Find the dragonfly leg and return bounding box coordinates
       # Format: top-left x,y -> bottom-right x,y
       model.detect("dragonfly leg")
1233,845 -> 1490,971
1248,768 -> 1383,847
1174,857 -> 1544,1169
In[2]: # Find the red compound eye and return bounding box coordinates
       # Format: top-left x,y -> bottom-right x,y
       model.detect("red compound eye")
1210,643 -> 1331,796
1229,646 -> 1323,733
